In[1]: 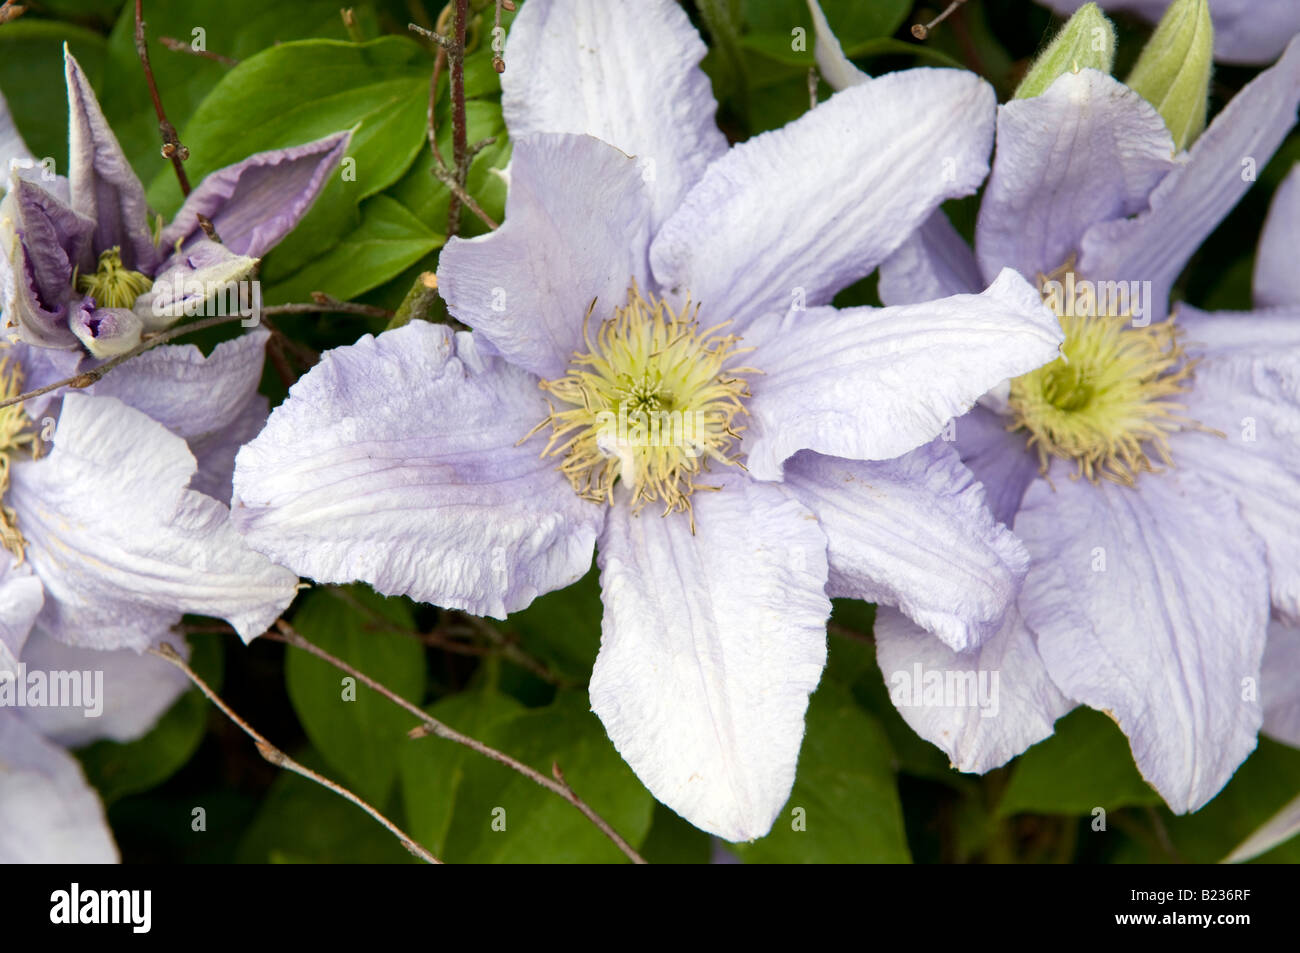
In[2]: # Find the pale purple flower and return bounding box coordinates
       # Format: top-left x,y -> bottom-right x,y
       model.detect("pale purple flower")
0,66 -> 309,861
873,39 -> 1300,811
1038,0 -> 1300,65
232,0 -> 1065,840
0,49 -> 348,357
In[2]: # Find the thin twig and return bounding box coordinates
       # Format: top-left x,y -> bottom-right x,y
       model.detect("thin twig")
148,642 -> 440,864
446,0 -> 469,238
269,619 -> 647,864
134,0 -> 190,195
158,35 -> 239,67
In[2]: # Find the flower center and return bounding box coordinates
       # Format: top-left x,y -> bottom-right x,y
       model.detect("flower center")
531,283 -> 755,525
0,355 -> 38,559
76,246 -> 152,309
1007,271 -> 1200,486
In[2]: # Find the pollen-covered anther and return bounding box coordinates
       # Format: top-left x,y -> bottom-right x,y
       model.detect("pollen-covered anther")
76,245 -> 153,309
0,355 -> 39,559
1008,305 -> 1203,487
529,283 -> 756,526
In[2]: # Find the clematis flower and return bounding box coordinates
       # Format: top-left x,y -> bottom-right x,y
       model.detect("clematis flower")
0,70 -> 303,861
1037,0 -> 1300,65
863,29 -> 1300,810
232,0 -> 1066,840
0,49 -> 349,358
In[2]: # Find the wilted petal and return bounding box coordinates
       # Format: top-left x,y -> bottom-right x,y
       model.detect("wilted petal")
1079,34 -> 1300,321
0,179 -> 91,348
782,446 -> 1027,653
878,209 -> 982,306
437,133 -> 653,380
592,474 -> 831,841
651,68 -> 996,331
8,393 -> 299,651
743,268 -> 1062,478
977,69 -> 1178,284
502,0 -> 727,229
1254,162 -> 1300,309
875,605 -> 1073,773
159,133 -> 350,261
71,306 -> 142,358
0,556 -> 42,678
232,322 -> 604,619
14,631 -> 190,748
1173,304 -> 1300,621
0,711 -> 117,863
134,240 -> 259,332
1017,471 -> 1269,813
1262,619 -> 1300,747
64,50 -> 158,275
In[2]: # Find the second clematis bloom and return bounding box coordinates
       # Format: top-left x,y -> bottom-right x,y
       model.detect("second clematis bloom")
232,0 -> 1066,840
0,49 -> 349,358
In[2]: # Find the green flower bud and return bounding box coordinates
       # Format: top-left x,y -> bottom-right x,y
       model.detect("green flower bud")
1015,2 -> 1116,100
1126,0 -> 1214,151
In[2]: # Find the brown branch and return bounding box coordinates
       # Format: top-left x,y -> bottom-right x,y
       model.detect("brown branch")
269,619 -> 646,864
0,1 -> 26,26
447,0 -> 469,238
148,641 -> 440,864
158,35 -> 239,67
134,0 -> 190,195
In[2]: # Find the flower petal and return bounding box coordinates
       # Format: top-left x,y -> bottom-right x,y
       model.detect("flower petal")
64,50 -> 158,275
0,711 -> 117,863
1262,618 -> 1300,747
806,0 -> 871,91
158,132 -> 350,261
0,557 -> 42,679
71,306 -> 142,358
134,239 -> 259,332
955,405 -> 1042,527
0,178 -> 91,348
1254,162 -> 1300,308
875,605 -> 1073,773
0,87 -> 33,170
502,0 -> 727,229
437,133 -> 653,380
1173,304 -> 1300,621
8,393 -> 299,650
232,322 -> 603,619
650,68 -> 996,331
743,268 -> 1062,478
13,631 -> 190,749
878,209 -> 983,306
781,446 -> 1027,652
978,69 -> 1178,284
1017,471 -> 1269,813
1079,34 -> 1300,321
591,474 -> 831,841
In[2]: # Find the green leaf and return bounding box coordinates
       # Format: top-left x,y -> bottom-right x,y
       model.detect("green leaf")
437,691 -> 655,863
101,1 -> 371,181
398,688 -> 525,857
997,708 -> 1160,816
742,0 -> 909,47
639,802 -> 712,864
145,36 -> 431,266
0,21 -> 107,163
77,632 -> 224,804
237,747 -> 416,864
1166,737 -> 1300,863
501,564 -> 601,684
264,194 -> 442,303
1125,0 -> 1213,151
1015,1 -> 1116,99
738,680 -> 911,862
284,586 -> 426,805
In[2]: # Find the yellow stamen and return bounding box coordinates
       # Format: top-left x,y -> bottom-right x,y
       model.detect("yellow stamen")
0,355 -> 39,559
531,283 -> 755,529
76,246 -> 152,309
